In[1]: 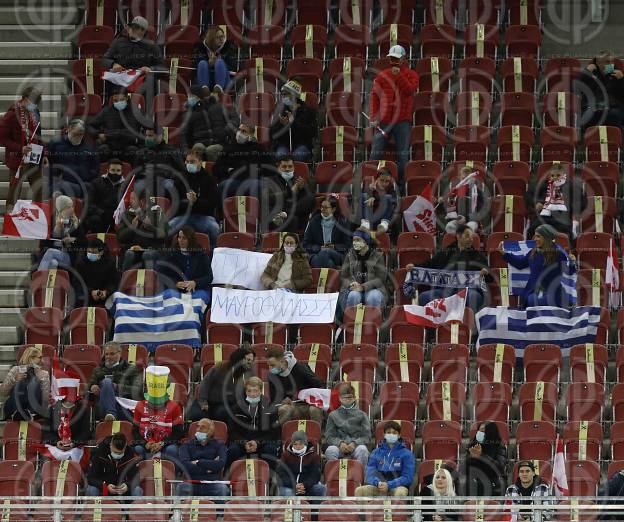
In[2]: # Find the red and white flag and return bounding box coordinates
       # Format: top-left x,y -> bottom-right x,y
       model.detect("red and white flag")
404,289 -> 467,328
102,69 -> 145,93
404,184 -> 436,233
607,237 -> 620,290
113,175 -> 135,226
298,388 -> 333,411
50,353 -> 80,403
33,443 -> 90,470
448,171 -> 479,197
2,200 -> 50,239
552,436 -> 569,496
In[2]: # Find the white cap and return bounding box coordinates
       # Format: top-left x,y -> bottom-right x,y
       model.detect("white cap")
130,15 -> 149,30
387,45 -> 406,59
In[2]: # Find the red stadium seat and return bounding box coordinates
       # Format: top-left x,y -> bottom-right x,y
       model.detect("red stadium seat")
379,381 -> 419,421
500,92 -> 535,127
580,195 -> 617,234
41,460 -> 83,496
222,196 -> 259,235
24,307 -> 63,346
566,382 -> 604,422
314,161 -> 353,193
237,92 -> 275,127
542,92 -> 579,127
119,269 -> 160,297
466,0 -> 502,25
292,344 -> 332,381
506,24 -> 541,58
396,231 -> 435,265
585,125 -> 622,162
563,421 -> 602,461
339,343 -> 378,385
516,420 -> 556,461
291,24 -> 327,59
458,57 -> 496,94
423,0 -> 457,25
137,459 -> 176,496
425,381 -> 466,422
540,125 -> 578,162
421,420 -> 462,461
523,344 -> 562,384
476,343 -> 515,384
63,344 -> 101,384
215,232 -> 255,250
67,307 -> 109,345
287,58 -> 324,95
473,382 -> 512,422
507,0 -> 542,26
120,343 -> 148,368
84,0 -> 118,26
0,461 -> 35,496
334,24 -> 370,59
420,24 -> 456,59
324,460 -> 364,496
581,161 -> 619,198
30,269 -> 71,310
452,125 -> 490,162
154,343 -> 194,387
384,342 -> 424,383
249,0 -> 287,26
376,24 -> 413,58
497,125 -> 534,162
565,460 -> 600,496
415,57 -> 453,93
569,343 -> 608,385
410,125 -> 446,163
247,25 -> 284,61
500,57 -> 539,93
2,421 -> 42,462
456,91 -> 493,127
325,92 -> 362,128
413,91 -> 449,127
435,309 -> 474,345
490,195 -> 527,233
71,59 -> 105,96
431,343 -> 469,384
237,58 -> 280,94
199,343 -> 237,378
251,322 -> 287,345
463,24 -> 499,60
544,57 -> 582,93
611,422 -> 624,460
320,126 -> 358,162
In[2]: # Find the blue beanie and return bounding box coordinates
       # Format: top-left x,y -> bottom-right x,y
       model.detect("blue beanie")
353,229 -> 372,245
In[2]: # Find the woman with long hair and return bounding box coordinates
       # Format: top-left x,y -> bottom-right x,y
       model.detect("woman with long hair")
303,196 -> 351,269
192,25 -> 238,92
261,232 -> 312,292
500,223 -> 576,307
464,421 -> 508,497
420,468 -> 459,521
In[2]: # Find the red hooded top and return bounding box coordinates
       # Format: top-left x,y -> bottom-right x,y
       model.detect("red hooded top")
369,64 -> 419,125
0,104 -> 41,171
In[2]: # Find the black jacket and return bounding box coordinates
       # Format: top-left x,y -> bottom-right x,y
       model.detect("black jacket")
173,167 -> 219,217
75,252 -> 119,305
191,40 -> 238,74
421,242 -> 491,278
303,213 -> 352,255
87,437 -> 141,493
212,141 -> 275,184
116,206 -> 169,250
47,137 -> 100,183
182,98 -> 239,148
228,396 -> 281,444
42,218 -> 88,265
158,249 -> 213,290
576,66 -> 624,111
179,437 -> 227,481
101,36 -> 164,70
270,101 -> 318,151
195,365 -> 252,409
49,401 -> 92,444
87,175 -> 126,224
276,443 -> 322,492
132,141 -> 185,180
268,360 -> 325,403
265,174 -> 315,231
86,105 -> 141,150
88,359 -> 143,400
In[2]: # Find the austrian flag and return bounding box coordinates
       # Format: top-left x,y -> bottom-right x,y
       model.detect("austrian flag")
404,289 -> 467,328
2,200 -> 50,239
102,69 -> 145,93
403,184 -> 436,234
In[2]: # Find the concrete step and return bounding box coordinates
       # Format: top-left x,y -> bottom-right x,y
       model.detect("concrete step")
0,238 -> 39,254
0,290 -> 26,307
0,345 -> 17,363
0,273 -> 31,288
0,7 -> 80,25
0,94 -> 63,112
0,42 -> 72,60
0,25 -> 78,42
0,77 -> 68,96
0,59 -> 70,77
0,182 -> 30,200
0,327 -> 21,346
0,253 -> 34,271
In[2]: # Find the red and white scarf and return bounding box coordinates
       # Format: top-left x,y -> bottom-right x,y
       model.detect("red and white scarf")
14,102 -> 36,144
541,172 -> 567,216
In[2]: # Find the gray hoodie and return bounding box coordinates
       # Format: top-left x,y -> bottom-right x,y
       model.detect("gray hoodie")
325,405 -> 372,447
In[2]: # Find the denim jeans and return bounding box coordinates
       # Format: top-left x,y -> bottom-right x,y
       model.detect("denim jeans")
325,444 -> 370,467
276,144 -> 312,162
280,483 -> 326,497
133,443 -> 178,462
3,377 -> 46,420
176,482 -> 229,497
418,287 -> 484,312
362,194 -> 396,229
346,289 -> 386,308
122,248 -> 161,271
370,120 -> 411,188
169,214 -> 220,251
196,59 -> 230,91
38,248 -> 71,270
309,249 -> 344,269
96,378 -> 134,421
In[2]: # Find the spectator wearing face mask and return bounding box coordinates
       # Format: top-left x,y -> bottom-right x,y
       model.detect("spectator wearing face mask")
88,342 -> 143,421
261,232 -> 312,292
213,123 -> 275,199
577,49 -> 624,131
303,196 -> 352,269
325,383 -> 372,467
181,85 -> 240,161
38,194 -> 87,270
0,86 -> 44,213
87,88 -> 141,162
192,25 -> 238,93
169,150 -> 220,248
84,158 -> 127,233
177,418 -> 229,497
75,238 -> 119,307
47,119 -> 100,199
277,431 -> 326,498
191,347 -> 255,423
87,433 -> 142,496
361,170 -> 398,234
463,421 -> 508,496
265,155 -> 315,232
270,78 -> 318,162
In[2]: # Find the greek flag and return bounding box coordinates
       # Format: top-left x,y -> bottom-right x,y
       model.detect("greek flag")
108,290 -> 209,352
503,240 -> 577,305
476,306 -> 601,357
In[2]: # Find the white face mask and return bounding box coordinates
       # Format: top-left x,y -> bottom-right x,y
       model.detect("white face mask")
291,446 -> 306,456
280,170 -> 294,181
236,131 -> 249,144
283,245 -> 296,254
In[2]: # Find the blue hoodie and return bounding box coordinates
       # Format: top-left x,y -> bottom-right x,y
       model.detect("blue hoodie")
365,439 -> 415,491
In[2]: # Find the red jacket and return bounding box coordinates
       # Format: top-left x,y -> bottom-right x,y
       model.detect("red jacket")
0,105 -> 41,171
133,400 -> 184,444
369,64 -> 419,125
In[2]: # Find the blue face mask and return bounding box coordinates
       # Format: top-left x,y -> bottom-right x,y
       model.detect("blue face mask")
186,163 -> 200,174
475,431 -> 485,443
195,431 -> 208,442
110,451 -> 124,460
604,63 -> 615,74
186,97 -> 199,108
113,100 -> 127,111
246,395 -> 261,404
270,367 -> 282,375
384,433 -> 399,444
26,102 -> 37,112
86,252 -> 100,262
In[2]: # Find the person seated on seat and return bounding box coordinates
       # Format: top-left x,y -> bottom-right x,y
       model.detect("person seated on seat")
270,78 -> 318,162
577,49 -> 624,131
227,376 -> 281,466
190,347 -> 255,423
440,165 -> 487,235
324,383 -> 371,467
303,195 -> 351,269
213,122 -> 275,199
47,119 -> 100,199
403,224 -> 491,312
49,386 -> 92,450
505,461 -> 552,522
0,345 -> 49,420
355,420 -> 415,497
499,224 -> 577,308
87,87 -> 141,163
132,366 -> 183,461
264,155 -> 315,232
361,169 -> 398,234
339,227 -> 391,310
462,421 -> 507,496
261,232 -> 312,292
86,432 -> 142,496
169,150 -> 220,248
117,189 -> 169,271
419,468 -> 459,521
177,418 -> 229,497
277,430 -> 326,498
88,342 -> 142,421
84,158 -> 127,233
75,238 -> 119,307
38,194 -> 87,271
192,25 -> 238,93
158,226 -> 213,293
266,349 -> 325,425
181,85 -> 240,162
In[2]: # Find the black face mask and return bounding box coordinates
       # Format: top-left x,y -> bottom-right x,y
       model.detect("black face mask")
108,173 -> 122,182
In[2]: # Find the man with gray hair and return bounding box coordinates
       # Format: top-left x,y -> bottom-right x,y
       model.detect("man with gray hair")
47,118 -> 100,199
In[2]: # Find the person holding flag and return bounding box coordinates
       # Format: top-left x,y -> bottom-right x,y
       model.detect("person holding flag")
441,165 -> 487,234
500,224 -> 577,307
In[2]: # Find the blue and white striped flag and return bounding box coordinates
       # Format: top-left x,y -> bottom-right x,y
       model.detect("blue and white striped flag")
108,290 -> 209,352
476,306 -> 601,357
503,240 -> 577,305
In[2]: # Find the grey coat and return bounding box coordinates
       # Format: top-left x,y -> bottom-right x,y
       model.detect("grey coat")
325,406 -> 372,447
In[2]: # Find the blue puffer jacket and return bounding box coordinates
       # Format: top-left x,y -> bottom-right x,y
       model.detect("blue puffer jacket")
365,439 -> 415,491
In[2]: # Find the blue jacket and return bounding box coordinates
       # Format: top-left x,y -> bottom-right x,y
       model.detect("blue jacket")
47,136 -> 100,183
503,248 -> 576,307
158,249 -> 213,291
365,439 -> 415,491
179,437 -> 226,481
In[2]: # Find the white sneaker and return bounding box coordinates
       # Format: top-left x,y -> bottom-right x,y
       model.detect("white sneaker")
104,414 -> 116,422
